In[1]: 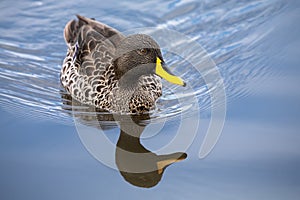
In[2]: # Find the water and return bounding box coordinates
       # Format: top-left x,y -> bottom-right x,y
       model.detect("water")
0,0 -> 299,199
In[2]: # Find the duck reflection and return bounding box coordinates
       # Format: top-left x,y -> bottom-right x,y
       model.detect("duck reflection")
61,92 -> 187,188
116,114 -> 187,188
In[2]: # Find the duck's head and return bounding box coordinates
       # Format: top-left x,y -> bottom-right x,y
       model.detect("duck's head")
117,151 -> 187,188
114,34 -> 186,87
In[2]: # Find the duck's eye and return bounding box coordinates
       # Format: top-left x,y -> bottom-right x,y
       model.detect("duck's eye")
137,48 -> 148,55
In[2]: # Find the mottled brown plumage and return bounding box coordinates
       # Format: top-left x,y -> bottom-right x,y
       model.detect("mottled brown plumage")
61,15 -> 175,113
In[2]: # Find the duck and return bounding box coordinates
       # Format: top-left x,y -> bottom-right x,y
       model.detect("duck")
61,15 -> 185,114
115,114 -> 187,188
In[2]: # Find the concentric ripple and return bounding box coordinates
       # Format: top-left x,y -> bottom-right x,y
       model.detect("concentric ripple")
0,0 -> 287,126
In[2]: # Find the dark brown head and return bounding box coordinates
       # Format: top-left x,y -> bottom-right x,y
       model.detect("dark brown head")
114,34 -> 185,87
117,150 -> 187,188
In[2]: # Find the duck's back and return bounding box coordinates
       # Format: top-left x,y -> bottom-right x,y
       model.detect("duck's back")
61,15 -> 125,110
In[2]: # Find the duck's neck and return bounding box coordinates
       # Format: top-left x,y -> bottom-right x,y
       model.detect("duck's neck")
117,72 -> 141,89
116,114 -> 150,153
114,61 -> 155,89
117,130 -> 149,153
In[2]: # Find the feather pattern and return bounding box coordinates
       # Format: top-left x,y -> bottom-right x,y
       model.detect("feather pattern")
61,15 -> 162,113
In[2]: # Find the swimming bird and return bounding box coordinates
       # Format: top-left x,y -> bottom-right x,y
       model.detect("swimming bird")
61,15 -> 185,113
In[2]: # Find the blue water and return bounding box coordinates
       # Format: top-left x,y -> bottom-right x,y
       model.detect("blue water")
0,0 -> 300,199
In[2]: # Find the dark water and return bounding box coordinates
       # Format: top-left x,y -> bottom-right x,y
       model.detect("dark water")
0,0 -> 300,199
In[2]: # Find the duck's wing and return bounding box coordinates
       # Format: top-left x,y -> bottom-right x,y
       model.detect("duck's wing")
64,14 -> 125,47
63,15 -> 125,76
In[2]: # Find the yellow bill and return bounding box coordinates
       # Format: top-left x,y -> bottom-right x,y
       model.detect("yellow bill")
155,57 -> 186,86
157,157 -> 186,174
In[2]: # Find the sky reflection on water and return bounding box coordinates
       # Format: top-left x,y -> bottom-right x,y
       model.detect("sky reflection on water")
0,0 -> 299,199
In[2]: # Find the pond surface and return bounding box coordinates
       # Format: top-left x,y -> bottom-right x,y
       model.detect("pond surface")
0,0 -> 299,199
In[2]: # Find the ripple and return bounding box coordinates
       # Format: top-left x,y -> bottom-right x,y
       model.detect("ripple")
0,0 -> 287,125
